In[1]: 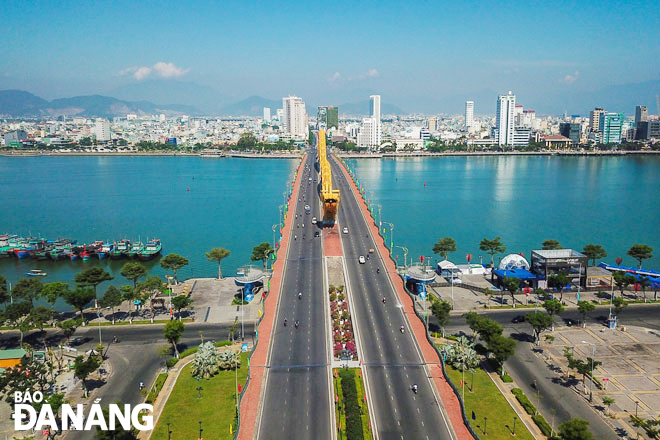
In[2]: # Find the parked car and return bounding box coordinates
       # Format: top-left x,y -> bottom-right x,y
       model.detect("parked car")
312,217 -> 317,224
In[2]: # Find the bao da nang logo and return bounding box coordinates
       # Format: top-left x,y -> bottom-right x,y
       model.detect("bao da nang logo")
12,391 -> 153,431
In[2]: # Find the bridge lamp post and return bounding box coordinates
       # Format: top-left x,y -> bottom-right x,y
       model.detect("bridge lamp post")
394,245 -> 408,269
383,222 -> 394,253
272,224 -> 278,253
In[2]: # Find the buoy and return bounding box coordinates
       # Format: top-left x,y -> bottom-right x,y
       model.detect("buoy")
424,182 -> 426,187
187,187 -> 190,192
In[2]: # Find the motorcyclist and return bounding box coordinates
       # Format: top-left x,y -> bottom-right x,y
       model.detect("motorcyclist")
412,384 -> 418,393
284,318 -> 287,326
113,336 -> 119,343
298,292 -> 302,300
382,296 -> 386,303
139,381 -> 144,391
295,320 -> 300,328
377,267 -> 380,273
400,325 -> 405,333
294,235 -> 297,240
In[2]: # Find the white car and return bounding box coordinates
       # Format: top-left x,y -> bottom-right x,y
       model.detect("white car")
312,217 -> 317,224
342,227 -> 349,234
358,256 -> 366,264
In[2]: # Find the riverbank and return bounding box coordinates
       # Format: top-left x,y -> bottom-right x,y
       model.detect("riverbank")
0,150 -> 303,158
337,150 -> 660,158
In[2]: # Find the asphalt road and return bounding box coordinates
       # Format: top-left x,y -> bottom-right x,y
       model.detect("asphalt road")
256,151 -> 332,440
1,322 -> 232,440
330,157 -> 455,440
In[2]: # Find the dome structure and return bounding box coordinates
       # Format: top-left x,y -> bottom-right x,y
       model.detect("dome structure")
498,253 -> 530,271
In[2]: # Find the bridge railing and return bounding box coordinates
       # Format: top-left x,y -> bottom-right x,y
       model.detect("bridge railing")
336,155 -> 481,440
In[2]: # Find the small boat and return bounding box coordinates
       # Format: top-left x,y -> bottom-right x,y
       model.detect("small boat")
26,269 -> 47,277
69,246 -> 83,260
129,242 -> 144,259
111,239 -> 131,259
80,245 -> 97,261
97,242 -> 114,259
139,239 -> 162,260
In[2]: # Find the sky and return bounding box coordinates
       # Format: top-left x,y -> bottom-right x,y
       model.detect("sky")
1,0 -> 659,114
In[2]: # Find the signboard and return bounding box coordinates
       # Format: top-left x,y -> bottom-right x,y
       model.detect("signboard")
241,344 -> 248,352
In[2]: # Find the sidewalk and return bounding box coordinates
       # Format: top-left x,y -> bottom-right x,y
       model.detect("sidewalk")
236,156 -> 304,440
335,156 -> 474,440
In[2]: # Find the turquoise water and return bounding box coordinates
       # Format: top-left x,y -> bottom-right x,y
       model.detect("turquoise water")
0,156 -> 297,308
345,156 -> 660,270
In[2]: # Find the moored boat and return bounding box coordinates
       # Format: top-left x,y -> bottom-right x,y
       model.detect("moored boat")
26,269 -> 47,277
139,239 -> 162,260
129,242 -> 144,259
111,239 -> 131,259
97,242 -> 114,259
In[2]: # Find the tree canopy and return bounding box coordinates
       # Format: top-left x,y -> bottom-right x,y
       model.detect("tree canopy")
479,237 -> 506,267
432,237 -> 457,259
627,244 -> 653,268
542,239 -> 562,250
206,247 -> 231,279
120,262 -> 147,288
582,244 -> 607,266
160,254 -> 189,281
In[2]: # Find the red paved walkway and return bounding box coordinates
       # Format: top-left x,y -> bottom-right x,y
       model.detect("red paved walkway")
237,156 -> 304,440
323,224 -> 342,257
334,155 -> 474,440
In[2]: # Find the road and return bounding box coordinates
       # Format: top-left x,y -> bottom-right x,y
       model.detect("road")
1,322 -> 232,440
256,151 -> 332,439
330,157 -> 456,440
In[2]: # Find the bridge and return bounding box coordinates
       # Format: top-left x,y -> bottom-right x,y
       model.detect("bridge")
317,129 -> 340,224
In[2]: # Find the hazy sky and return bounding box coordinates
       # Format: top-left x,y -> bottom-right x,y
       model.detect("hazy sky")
1,0 -> 658,113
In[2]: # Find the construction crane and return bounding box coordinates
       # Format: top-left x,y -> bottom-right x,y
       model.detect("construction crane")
317,129 -> 340,223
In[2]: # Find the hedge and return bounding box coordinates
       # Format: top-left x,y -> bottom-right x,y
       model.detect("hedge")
511,388 -> 537,415
146,372 -> 168,403
532,414 -> 553,437
501,373 -> 514,383
339,369 -> 363,440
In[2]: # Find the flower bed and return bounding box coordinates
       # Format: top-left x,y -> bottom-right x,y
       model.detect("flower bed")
329,285 -> 358,360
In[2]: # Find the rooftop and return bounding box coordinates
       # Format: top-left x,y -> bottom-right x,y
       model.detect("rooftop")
532,249 -> 586,259
0,348 -> 27,360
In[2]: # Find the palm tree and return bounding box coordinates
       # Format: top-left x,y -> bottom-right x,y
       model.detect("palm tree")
206,247 -> 231,279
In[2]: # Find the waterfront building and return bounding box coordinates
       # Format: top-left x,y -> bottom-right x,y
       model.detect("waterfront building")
428,116 -> 439,132
559,122 -> 581,145
635,121 -> 649,140
589,107 -> 606,132
263,107 -> 271,122
540,134 -> 572,149
599,112 -> 624,143
531,249 -> 587,289
465,101 -> 474,129
370,95 -> 382,144
496,91 -> 515,146
3,130 -> 28,147
648,119 -> 660,139
420,127 -> 430,140
512,127 -> 531,147
317,106 -> 338,130
93,118 -> 111,142
357,117 -> 378,148
282,96 -> 308,137
635,105 -> 648,126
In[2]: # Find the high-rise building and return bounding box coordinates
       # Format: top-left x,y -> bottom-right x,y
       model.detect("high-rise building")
465,101 -> 474,129
93,119 -> 111,142
559,122 -> 581,144
317,106 -> 339,130
496,91 -> 515,146
635,105 -> 648,126
263,107 -> 271,122
589,108 -> 606,132
428,116 -> 439,132
647,120 -> 660,139
282,96 -> 308,137
599,113 -> 624,143
358,95 -> 382,148
276,109 -> 284,122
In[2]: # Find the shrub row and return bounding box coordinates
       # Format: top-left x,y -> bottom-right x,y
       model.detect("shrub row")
146,372 -> 168,403
339,369 -> 363,440
532,413 -> 553,437
511,388 -> 537,415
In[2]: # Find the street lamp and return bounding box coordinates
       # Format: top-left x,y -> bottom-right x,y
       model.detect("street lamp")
96,309 -> 102,346
198,420 -> 203,440
513,416 -> 517,436
167,422 -> 172,440
383,222 -> 394,252
581,340 -> 596,401
394,245 -> 408,269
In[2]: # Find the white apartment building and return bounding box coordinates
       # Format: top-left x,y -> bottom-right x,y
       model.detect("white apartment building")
496,91 -> 516,145
589,108 -> 606,132
263,107 -> 271,122
92,118 -> 111,142
282,96 -> 308,137
465,101 -> 474,129
358,95 -> 382,148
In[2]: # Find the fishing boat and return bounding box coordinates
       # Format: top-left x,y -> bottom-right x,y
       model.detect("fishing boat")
69,246 -> 83,260
26,269 -> 47,277
97,242 -> 114,259
111,239 -> 131,259
129,242 -> 145,259
139,239 -> 162,260
80,245 -> 97,261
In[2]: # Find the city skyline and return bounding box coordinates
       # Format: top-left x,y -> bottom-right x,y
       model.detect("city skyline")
1,0 -> 658,114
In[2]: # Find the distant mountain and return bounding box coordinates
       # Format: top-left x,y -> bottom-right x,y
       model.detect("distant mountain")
221,95 -> 282,116
338,100 -> 405,116
108,79 -> 229,114
0,90 -> 48,116
0,90 -> 198,118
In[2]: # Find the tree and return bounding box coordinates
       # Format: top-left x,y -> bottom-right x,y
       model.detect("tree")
558,418 -> 594,440
0,354 -> 55,404
637,276 -> 651,302
582,244 -> 607,266
171,295 -> 192,320
58,318 -> 82,346
120,285 -> 138,324
613,271 -> 635,296
627,244 -> 653,268
75,267 -> 113,303
164,320 -> 185,359
526,311 -> 554,344
577,301 -> 595,327
99,285 -> 123,324
487,334 -> 516,375
237,132 -> 257,149
542,239 -> 562,250
432,237 -> 457,260
73,354 -> 101,397
63,287 -> 96,323
464,312 -> 503,344
575,358 -> 602,395
94,402 -> 138,439
480,237 -> 506,280
136,276 -> 164,323
41,281 -> 70,310
12,278 -> 43,306
612,296 -> 626,316
5,301 -> 34,345
544,298 -> 565,319
120,262 -> 147,288
251,242 -> 274,269
206,247 -> 231,279
547,272 -> 571,302
502,276 -> 520,307
602,396 -> 615,416
0,275 -> 9,304
160,254 -> 189,282
28,306 -> 53,335
431,299 -> 451,337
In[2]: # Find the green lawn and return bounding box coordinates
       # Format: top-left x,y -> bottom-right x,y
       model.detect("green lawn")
333,368 -> 372,439
151,351 -> 249,439
445,365 -> 534,440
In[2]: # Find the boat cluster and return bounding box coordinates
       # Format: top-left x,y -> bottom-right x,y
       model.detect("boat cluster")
0,235 -> 162,262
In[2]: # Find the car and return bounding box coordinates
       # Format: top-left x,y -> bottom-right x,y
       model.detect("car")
304,204 -> 311,213
343,227 -> 349,234
71,337 -> 84,346
311,217 -> 317,224
511,315 -> 525,323
308,177 -> 312,182
314,231 -> 320,237
358,256 -> 366,264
